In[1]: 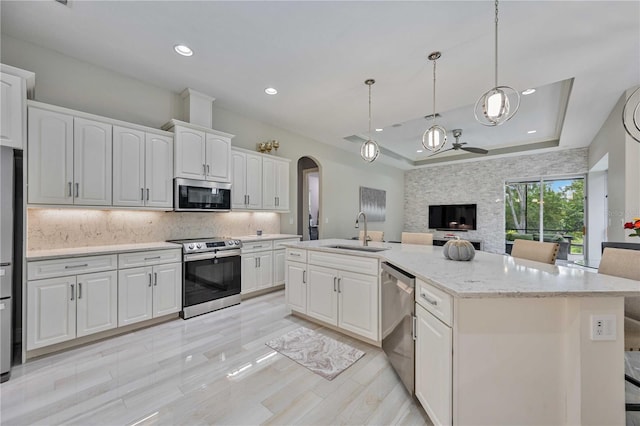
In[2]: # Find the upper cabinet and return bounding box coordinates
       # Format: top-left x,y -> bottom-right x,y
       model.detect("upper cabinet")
166,120 -> 233,182
231,148 -> 262,210
0,64 -> 34,150
262,156 -> 290,211
73,117 -> 112,206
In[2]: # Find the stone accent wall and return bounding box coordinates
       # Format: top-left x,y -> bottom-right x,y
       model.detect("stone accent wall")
404,148 -> 589,253
27,209 -> 280,250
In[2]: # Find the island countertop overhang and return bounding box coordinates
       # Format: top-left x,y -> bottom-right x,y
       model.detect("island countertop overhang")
283,239 -> 640,298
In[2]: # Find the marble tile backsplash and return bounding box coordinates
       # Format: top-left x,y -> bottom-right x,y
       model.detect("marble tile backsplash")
27,209 -> 281,250
404,148 -> 589,254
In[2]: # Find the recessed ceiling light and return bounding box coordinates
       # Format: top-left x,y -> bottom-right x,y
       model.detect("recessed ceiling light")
174,44 -> 193,57
417,149 -> 423,153
528,130 -> 537,134
265,87 -> 278,95
375,128 -> 383,132
522,88 -> 536,95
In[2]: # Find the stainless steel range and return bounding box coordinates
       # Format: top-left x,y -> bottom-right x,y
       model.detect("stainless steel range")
169,237 -> 242,319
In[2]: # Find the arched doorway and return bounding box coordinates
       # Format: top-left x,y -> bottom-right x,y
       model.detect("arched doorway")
297,157 -> 321,241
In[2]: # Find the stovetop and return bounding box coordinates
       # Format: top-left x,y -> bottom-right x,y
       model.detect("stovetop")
168,237 -> 242,254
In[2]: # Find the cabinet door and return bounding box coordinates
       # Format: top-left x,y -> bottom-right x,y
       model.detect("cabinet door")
112,126 -> 145,207
273,249 -> 286,285
74,117 -> 112,205
262,157 -> 276,210
306,265 -> 338,325
27,276 -> 76,350
27,108 -> 74,204
0,72 -> 24,149
231,151 -> 247,209
118,267 -> 153,326
145,133 -> 174,208
415,303 -> 452,426
152,262 -> 182,317
241,254 -> 258,294
275,159 -> 289,210
245,153 -> 263,209
286,261 -> 306,313
205,134 -> 231,182
257,251 -> 273,289
76,270 -> 118,337
338,270 -> 378,341
174,127 -> 206,180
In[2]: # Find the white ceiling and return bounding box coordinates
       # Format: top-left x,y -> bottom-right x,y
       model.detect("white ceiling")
2,1 -> 639,170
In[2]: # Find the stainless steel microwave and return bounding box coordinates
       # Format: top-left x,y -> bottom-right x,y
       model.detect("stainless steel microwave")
174,178 -> 231,212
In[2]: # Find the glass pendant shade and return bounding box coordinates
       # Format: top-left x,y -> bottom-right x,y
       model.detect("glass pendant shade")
422,124 -> 447,151
361,139 -> 380,162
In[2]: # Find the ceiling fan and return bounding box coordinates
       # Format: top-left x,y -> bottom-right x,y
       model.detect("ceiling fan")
428,129 -> 489,157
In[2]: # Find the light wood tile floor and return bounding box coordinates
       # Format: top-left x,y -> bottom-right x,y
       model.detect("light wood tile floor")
0,290 -> 432,425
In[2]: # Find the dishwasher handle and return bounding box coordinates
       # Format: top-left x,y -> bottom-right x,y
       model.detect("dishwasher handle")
381,262 -> 415,287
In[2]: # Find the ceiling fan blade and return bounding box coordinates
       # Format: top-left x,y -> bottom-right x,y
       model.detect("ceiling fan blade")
461,146 -> 489,155
427,147 -> 455,157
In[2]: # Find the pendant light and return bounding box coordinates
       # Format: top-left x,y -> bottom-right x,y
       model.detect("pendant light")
361,79 -> 380,162
474,0 -> 520,126
422,51 -> 447,152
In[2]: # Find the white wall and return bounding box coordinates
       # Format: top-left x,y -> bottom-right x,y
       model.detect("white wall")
2,35 -> 406,243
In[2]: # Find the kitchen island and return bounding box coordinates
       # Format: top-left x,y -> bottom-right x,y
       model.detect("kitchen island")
284,239 -> 640,426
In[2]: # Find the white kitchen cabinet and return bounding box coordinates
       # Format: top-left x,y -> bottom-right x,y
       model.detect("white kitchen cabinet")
113,126 -> 173,208
73,117 -> 112,205
242,251 -> 273,294
273,249 -> 287,285
27,107 -> 74,205
28,107 -> 112,206
231,149 -> 262,209
415,302 -> 452,426
118,261 -> 182,326
1,65 -> 33,149
26,269 -> 118,350
262,157 -> 290,211
286,260 -> 307,312
306,264 -> 338,324
172,122 -> 233,182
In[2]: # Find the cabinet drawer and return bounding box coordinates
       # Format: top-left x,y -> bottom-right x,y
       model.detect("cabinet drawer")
308,251 -> 378,276
274,238 -> 301,249
28,255 -> 118,280
118,249 -> 182,268
416,279 -> 453,327
286,248 -> 307,263
241,240 -> 273,253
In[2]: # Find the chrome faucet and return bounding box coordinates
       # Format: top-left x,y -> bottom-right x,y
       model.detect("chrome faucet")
355,211 -> 369,246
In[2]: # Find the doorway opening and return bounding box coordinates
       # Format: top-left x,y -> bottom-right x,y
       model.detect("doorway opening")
297,157 -> 320,241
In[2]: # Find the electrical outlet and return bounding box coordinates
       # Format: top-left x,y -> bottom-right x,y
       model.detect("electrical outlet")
591,314 -> 616,341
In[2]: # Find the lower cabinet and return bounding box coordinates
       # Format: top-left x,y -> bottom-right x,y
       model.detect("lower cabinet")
118,262 -> 182,326
273,249 -> 286,285
27,270 -> 118,350
241,251 -> 273,294
285,260 -> 307,312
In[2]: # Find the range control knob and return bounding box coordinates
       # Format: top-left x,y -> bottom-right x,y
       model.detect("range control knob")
196,243 -> 203,249
235,240 -> 241,245
188,243 -> 195,250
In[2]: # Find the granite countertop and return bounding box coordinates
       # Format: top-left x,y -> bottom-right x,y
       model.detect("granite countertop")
283,239 -> 640,299
230,234 -> 301,242
27,242 -> 182,261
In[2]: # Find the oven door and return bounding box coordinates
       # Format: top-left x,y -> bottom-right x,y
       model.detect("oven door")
183,251 -> 241,309
175,178 -> 231,211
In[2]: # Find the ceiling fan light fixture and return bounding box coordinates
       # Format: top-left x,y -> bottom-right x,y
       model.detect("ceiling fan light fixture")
360,79 -> 380,163
422,51 -> 447,152
474,0 -> 520,126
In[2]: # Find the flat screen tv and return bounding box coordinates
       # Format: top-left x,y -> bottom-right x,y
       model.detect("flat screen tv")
428,204 -> 477,230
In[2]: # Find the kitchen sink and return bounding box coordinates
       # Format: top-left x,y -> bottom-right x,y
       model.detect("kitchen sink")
323,244 -> 389,252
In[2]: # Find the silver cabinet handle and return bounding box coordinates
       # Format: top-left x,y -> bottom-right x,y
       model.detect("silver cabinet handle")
65,264 -> 88,269
68,182 -> 73,197
141,188 -> 145,201
247,195 -> 250,205
337,277 -> 342,293
253,245 -> 263,249
78,283 -> 82,299
203,164 -> 206,175
303,270 -> 306,284
207,164 -> 210,175
290,252 -> 301,257
70,284 -> 75,301
154,272 -> 157,286
333,277 -> 337,292
412,315 -> 417,341
421,293 -> 438,306
145,256 -> 161,261
255,258 -> 258,268
75,182 -> 79,198
148,273 -> 152,287
258,257 -> 261,268
146,188 -> 150,201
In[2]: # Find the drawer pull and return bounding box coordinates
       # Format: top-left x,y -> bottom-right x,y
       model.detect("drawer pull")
252,245 -> 263,249
65,264 -> 89,269
290,252 -> 301,257
145,256 -> 162,260
421,293 -> 438,306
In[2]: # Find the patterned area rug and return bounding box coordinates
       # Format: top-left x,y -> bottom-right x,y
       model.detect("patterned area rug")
265,327 -> 365,380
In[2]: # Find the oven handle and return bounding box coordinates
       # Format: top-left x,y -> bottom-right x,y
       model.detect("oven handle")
184,251 -> 241,262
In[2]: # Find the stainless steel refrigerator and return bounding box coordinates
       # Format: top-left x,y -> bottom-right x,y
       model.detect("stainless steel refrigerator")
0,146 -> 15,382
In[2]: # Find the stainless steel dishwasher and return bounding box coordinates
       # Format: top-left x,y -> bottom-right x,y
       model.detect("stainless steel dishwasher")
381,261 -> 416,394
